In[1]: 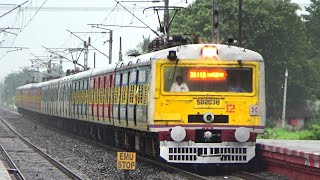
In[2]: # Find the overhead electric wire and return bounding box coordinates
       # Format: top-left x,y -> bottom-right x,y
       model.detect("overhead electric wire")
19,0 -> 49,33
0,6 -> 145,12
67,29 -> 109,58
42,45 -> 85,69
0,0 -> 49,61
0,1 -> 28,19
114,0 -> 159,36
100,3 -> 119,22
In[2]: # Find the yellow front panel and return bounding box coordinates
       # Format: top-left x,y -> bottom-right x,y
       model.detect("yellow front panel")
154,60 -> 260,127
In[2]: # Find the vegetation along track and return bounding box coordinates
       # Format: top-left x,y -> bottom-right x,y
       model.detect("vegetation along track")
0,113 -> 84,180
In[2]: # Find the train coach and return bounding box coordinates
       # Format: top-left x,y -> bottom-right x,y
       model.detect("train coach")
16,43 -> 265,164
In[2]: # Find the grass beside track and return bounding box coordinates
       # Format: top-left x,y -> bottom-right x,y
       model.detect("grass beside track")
259,128 -> 318,140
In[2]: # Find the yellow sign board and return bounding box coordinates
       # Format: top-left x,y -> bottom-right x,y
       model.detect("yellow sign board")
117,152 -> 136,170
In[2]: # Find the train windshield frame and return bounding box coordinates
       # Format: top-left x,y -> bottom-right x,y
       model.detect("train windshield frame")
161,64 -> 255,94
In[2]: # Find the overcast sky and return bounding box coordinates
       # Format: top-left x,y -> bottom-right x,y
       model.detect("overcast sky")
0,0 -> 311,81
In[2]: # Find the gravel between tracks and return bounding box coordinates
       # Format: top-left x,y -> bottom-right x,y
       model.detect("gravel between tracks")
1,111 -> 191,180
0,116 -> 72,179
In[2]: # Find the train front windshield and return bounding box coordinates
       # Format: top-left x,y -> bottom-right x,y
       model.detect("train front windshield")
163,66 -> 253,93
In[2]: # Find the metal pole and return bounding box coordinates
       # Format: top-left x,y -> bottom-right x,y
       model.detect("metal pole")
36,67 -> 39,81
94,52 -> 96,68
212,0 -> 214,42
239,0 -> 243,47
164,0 -> 169,36
59,57 -> 63,77
109,30 -> 113,64
84,41 -> 88,70
281,69 -> 288,128
84,37 -> 90,70
119,37 -> 123,61
212,0 -> 219,43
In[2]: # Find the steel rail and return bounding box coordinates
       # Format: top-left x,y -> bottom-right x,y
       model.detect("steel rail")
0,144 -> 25,180
233,171 -> 269,180
0,115 -> 84,180
137,155 -> 211,180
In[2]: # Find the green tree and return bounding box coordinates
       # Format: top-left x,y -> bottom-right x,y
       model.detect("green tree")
303,0 -> 320,56
0,69 -> 35,106
302,0 -> 320,98
126,35 -> 151,57
170,0 -> 315,118
137,35 -> 150,53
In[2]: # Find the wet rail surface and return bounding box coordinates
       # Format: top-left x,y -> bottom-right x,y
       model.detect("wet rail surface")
0,113 -> 84,180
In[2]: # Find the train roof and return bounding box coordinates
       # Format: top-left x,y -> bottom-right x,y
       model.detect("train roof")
123,44 -> 264,64
86,44 -> 263,77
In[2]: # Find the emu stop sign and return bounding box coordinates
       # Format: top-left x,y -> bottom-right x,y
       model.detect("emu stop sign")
117,152 -> 136,170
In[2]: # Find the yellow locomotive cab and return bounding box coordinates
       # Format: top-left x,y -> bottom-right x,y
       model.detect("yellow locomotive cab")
150,45 -> 265,163
153,61 -> 260,127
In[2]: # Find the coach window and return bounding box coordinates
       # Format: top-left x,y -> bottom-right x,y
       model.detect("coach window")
103,76 -> 108,104
65,84 -> 69,102
83,80 -> 86,103
115,74 -> 121,104
121,72 -> 128,104
137,69 -> 148,104
63,84 -> 65,100
128,70 -> 137,104
93,78 -> 97,104
81,80 -> 84,105
61,84 -> 65,102
84,79 -> 88,104
76,81 -> 79,104
98,77 -> 102,104
66,83 -> 69,101
72,82 -> 76,103
109,75 -> 114,104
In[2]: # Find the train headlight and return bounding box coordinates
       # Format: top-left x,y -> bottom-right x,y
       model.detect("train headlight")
235,127 -> 250,142
203,112 -> 214,123
204,131 -> 213,141
201,46 -> 218,59
170,126 -> 186,142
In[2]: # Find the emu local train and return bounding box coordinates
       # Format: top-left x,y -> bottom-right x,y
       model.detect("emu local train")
16,44 -> 265,164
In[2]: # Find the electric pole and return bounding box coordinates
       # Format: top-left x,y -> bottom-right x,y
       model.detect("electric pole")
108,30 -> 113,64
83,37 -> 90,70
119,37 -> 123,61
212,0 -> 219,43
164,0 -> 169,37
282,69 -> 288,128
239,0 -> 243,47
59,56 -> 63,77
89,24 -> 113,64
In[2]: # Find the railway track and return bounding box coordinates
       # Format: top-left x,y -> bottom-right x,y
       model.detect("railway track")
0,114 -> 84,180
0,107 -> 270,180
0,144 -> 25,179
28,117 -> 213,180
